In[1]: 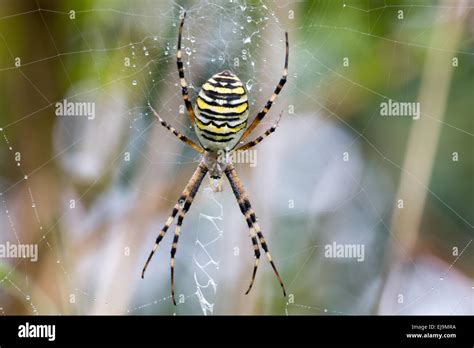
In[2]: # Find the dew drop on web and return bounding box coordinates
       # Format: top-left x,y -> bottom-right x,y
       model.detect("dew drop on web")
246,79 -> 253,91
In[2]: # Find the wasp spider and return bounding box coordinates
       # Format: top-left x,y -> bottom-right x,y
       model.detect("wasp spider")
142,12 -> 288,305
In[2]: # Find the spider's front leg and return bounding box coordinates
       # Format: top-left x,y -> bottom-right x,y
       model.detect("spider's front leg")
225,163 -> 287,296
169,162 -> 208,305
142,162 -> 208,306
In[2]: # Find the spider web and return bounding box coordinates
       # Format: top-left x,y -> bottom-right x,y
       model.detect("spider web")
0,0 -> 472,316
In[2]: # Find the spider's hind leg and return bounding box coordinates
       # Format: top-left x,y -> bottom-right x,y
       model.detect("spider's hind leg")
176,11 -> 196,124
239,31 -> 288,142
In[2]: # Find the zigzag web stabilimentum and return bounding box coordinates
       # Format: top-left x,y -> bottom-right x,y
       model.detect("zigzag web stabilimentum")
192,188 -> 224,315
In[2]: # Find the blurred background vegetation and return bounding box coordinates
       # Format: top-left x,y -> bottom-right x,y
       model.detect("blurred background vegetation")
0,0 -> 472,315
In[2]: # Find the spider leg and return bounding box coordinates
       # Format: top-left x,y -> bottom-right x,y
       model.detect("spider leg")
170,163 -> 208,305
177,11 -> 196,124
244,227 -> 260,295
141,162 -> 208,281
237,198 -> 261,294
239,32 -> 288,142
149,103 -> 204,154
236,110 -> 283,151
225,164 -> 287,296
247,204 -> 287,297
224,165 -> 260,293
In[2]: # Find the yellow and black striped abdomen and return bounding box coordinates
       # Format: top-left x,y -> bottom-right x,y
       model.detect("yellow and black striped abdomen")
194,70 -> 249,152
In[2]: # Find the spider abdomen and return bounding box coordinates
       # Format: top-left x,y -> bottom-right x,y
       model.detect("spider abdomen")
194,70 -> 249,152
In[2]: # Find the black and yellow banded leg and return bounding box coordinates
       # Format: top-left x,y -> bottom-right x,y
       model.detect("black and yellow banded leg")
141,199 -> 180,279
177,12 -> 196,124
224,165 -> 261,293
245,232 -> 261,294
237,111 -> 283,151
225,164 -> 286,297
239,32 -> 288,142
170,164 -> 207,305
148,104 -> 204,154
246,201 -> 286,296
235,193 -> 261,294
142,162 -> 208,281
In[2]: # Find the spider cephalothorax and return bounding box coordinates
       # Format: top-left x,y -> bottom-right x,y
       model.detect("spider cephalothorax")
142,12 -> 288,305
